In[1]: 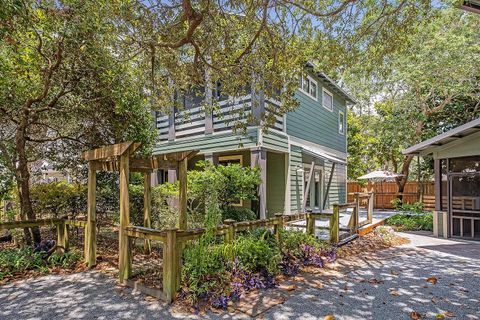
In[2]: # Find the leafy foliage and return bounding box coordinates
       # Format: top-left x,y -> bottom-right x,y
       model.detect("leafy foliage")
30,182 -> 87,219
386,213 -> 433,231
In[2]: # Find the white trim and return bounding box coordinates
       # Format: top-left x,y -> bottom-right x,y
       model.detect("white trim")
298,74 -> 318,101
338,110 -> 345,135
322,88 -> 333,112
289,136 -> 347,160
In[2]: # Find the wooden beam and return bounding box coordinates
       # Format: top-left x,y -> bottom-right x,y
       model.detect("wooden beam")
143,172 -> 152,254
302,161 -> 315,212
323,162 -> 336,210
82,141 -> 140,161
118,153 -> 131,283
178,157 -> 188,230
85,165 -> 97,267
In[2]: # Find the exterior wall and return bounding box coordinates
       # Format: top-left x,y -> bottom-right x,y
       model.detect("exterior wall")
153,128 -> 258,155
261,130 -> 289,153
266,152 -> 286,216
286,73 -> 347,153
289,145 -> 304,213
323,162 -> 347,209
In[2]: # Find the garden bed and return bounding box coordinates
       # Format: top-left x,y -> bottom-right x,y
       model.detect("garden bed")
385,212 -> 433,231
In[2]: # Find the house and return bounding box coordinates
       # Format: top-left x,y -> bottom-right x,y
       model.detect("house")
152,63 -> 355,218
403,118 -> 480,240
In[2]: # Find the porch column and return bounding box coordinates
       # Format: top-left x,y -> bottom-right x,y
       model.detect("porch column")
168,169 -> 177,183
434,158 -> 441,211
251,148 -> 267,219
204,153 -> 218,164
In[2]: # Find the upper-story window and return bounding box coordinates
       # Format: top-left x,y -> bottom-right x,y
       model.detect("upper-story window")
299,74 -> 317,100
322,88 -> 333,111
338,111 -> 345,135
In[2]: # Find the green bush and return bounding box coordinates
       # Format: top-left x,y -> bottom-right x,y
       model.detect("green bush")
386,213 -> 433,231
30,182 -> 87,218
391,198 -> 424,214
0,247 -> 82,280
222,207 -> 257,222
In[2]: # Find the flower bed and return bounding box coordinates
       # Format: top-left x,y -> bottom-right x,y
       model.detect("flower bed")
179,228 -> 336,309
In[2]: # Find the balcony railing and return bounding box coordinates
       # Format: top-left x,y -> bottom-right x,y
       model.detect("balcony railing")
156,94 -> 284,142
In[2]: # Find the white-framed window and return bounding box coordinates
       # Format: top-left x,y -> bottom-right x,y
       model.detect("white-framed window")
338,111 -> 345,135
322,88 -> 333,111
299,74 -> 318,100
218,155 -> 243,206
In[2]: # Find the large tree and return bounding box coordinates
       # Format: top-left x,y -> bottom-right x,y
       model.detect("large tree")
1,0 -> 436,242
345,8 -> 480,196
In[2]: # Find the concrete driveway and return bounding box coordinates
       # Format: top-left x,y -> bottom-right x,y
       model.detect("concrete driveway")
1,232 -> 479,320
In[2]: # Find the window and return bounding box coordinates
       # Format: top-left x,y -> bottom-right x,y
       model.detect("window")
338,111 -> 345,134
218,155 -> 243,206
299,74 -> 317,100
322,88 -> 333,111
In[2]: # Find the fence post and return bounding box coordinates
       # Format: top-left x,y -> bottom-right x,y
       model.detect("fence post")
224,219 -> 235,243
163,228 -> 180,303
274,213 -> 283,243
367,192 -> 374,224
56,221 -> 68,252
330,205 -> 340,244
306,213 -> 315,236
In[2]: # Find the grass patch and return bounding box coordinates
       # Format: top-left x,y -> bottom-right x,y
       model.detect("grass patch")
385,213 -> 433,231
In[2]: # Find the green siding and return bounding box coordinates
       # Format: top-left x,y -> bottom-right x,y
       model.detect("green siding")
153,129 -> 258,155
262,131 -> 289,153
286,74 -> 347,153
289,146 -> 303,213
267,152 -> 286,216
323,162 -> 347,209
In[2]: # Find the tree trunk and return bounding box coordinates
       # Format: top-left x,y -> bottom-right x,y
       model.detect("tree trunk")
396,155 -> 414,203
15,124 -> 41,245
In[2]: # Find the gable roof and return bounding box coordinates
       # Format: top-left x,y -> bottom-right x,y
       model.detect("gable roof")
305,62 -> 356,105
402,118 -> 480,156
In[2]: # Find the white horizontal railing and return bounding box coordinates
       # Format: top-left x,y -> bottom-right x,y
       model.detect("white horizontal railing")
156,94 -> 284,141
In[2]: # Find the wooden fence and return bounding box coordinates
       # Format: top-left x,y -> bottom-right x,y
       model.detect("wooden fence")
347,182 -> 435,209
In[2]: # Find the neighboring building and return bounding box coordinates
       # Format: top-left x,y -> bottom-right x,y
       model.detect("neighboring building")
152,63 -> 355,218
30,160 -> 75,184
403,118 -> 480,240
461,0 -> 480,14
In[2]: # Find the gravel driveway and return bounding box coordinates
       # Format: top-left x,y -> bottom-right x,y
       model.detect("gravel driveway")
1,232 -> 479,320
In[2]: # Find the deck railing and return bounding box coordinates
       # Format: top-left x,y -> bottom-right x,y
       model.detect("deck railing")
156,94 -> 284,142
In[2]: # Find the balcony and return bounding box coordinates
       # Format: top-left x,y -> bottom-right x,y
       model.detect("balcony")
156,94 -> 284,142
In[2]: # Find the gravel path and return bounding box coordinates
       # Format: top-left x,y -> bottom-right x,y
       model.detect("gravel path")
1,232 -> 479,320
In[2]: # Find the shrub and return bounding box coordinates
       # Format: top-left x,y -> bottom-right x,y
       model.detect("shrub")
222,207 -> 257,222
385,213 -> 433,231
30,182 -> 87,218
391,198 -> 424,214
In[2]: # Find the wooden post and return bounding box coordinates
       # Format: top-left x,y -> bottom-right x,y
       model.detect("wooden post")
274,213 -> 283,243
144,171 -> 152,254
323,163 -> 336,210
56,221 -> 68,252
330,204 -> 340,244
367,192 -> 374,224
163,228 -> 180,303
302,162 -> 315,212
85,165 -> 97,267
224,219 -> 235,243
118,153 -> 131,283
178,157 -> 188,230
306,213 -> 315,236
354,193 -> 360,229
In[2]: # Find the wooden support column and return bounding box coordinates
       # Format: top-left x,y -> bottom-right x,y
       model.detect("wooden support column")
323,162 -> 336,210
85,166 -> 97,267
306,213 -> 315,236
163,228 -> 180,303
367,192 -> 374,224
178,158 -> 188,230
143,171 -> 152,254
302,161 -> 315,212
56,220 -> 68,253
274,213 -> 284,243
119,153 -> 131,283
251,148 -> 267,219
330,204 -> 340,244
434,158 -> 441,211
224,219 -> 235,243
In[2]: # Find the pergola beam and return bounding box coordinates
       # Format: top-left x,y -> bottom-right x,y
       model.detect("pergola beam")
81,141 -> 141,161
